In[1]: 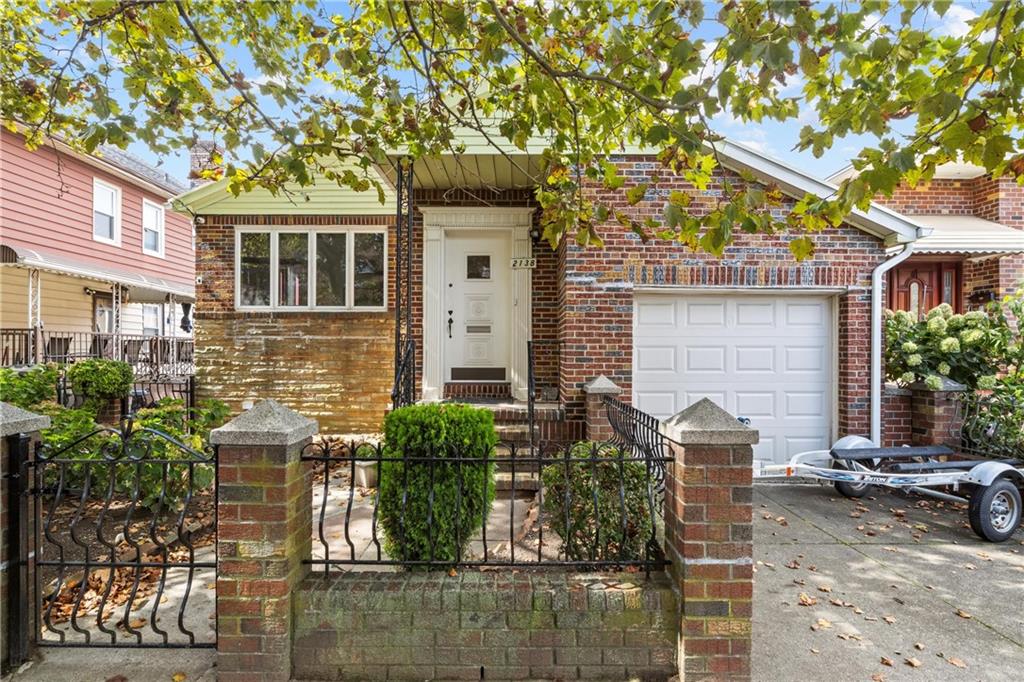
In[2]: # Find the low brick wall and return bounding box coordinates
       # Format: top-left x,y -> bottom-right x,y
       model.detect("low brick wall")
881,384 -> 912,447
292,571 -> 678,681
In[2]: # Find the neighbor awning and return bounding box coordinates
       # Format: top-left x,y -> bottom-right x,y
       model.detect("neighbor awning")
0,243 -> 195,303
911,215 -> 1024,256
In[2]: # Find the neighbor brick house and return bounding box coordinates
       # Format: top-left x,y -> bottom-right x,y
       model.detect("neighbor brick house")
174,139 -> 1023,465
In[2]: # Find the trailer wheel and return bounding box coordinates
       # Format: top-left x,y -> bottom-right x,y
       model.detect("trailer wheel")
835,479 -> 872,499
968,479 -> 1022,542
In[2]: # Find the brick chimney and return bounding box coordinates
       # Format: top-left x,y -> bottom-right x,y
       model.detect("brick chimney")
188,140 -> 222,187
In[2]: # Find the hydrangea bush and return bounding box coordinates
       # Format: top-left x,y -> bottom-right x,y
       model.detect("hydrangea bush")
884,294 -> 1023,391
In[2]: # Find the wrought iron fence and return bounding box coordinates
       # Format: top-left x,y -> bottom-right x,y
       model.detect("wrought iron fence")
56,373 -> 195,417
27,423 -> 217,648
1,327 -> 35,366
527,339 -> 561,446
950,391 -> 1024,461
602,394 -> 675,490
301,439 -> 670,573
0,328 -> 195,378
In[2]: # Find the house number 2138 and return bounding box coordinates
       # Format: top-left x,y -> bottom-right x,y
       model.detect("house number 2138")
511,258 -> 537,269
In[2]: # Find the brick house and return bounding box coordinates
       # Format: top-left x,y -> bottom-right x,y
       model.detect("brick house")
174,141 -> 1024,466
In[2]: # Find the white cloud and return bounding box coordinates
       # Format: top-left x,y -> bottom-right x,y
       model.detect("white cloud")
930,4 -> 977,38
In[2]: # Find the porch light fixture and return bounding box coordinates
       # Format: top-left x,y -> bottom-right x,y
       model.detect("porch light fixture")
529,226 -> 542,244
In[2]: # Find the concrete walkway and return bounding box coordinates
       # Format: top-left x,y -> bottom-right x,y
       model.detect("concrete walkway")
754,482 -> 1024,681
4,648 -> 215,682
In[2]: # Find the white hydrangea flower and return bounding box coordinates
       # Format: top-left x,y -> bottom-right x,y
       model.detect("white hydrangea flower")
906,354 -> 923,367
927,316 -> 948,334
977,375 -> 997,390
924,375 -> 943,390
900,371 -> 916,385
964,310 -> 987,323
939,337 -> 960,353
901,341 -> 918,353
960,328 -> 984,345
937,362 -> 951,376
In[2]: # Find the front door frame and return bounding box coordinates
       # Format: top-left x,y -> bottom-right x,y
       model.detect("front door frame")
421,207 -> 534,401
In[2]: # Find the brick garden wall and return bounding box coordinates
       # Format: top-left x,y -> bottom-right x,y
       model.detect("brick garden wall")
881,385 -> 912,447
292,571 -> 677,681
561,159 -> 888,435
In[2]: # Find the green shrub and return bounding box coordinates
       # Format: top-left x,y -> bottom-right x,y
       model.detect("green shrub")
541,443 -> 655,562
0,364 -> 58,408
377,403 -> 497,565
66,359 -> 133,399
884,294 -> 1024,390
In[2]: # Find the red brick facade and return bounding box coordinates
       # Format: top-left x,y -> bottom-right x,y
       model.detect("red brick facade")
192,160 -> 1020,437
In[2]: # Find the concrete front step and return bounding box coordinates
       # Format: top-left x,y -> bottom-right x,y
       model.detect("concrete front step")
494,471 -> 541,491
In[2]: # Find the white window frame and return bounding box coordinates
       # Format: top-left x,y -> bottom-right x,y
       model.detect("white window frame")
142,303 -> 163,336
234,226 -> 388,312
141,199 -> 166,257
92,178 -> 122,246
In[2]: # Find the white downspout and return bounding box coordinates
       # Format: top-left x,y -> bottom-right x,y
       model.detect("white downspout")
869,241 -> 916,444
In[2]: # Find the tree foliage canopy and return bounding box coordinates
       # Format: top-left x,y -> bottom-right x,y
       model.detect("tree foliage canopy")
4,0 -> 1023,257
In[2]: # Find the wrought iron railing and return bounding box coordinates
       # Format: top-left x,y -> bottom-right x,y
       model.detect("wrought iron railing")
526,339 -> 560,446
301,438 -> 670,573
1,328 -> 194,378
602,394 -> 675,489
949,391 -> 1024,461
391,338 -> 416,409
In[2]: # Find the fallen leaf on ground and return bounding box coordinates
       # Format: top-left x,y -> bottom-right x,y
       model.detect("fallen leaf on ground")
914,643 -> 925,650
881,656 -> 894,667
811,618 -> 832,630
883,615 -> 896,624
955,609 -> 972,619
871,674 -> 886,682
905,657 -> 922,668
817,585 -> 832,593
172,674 -> 187,682
810,648 -> 820,654
785,559 -> 801,569
946,657 -> 967,669
775,516 -> 789,527
106,676 -> 128,682
793,578 -> 806,586
798,593 -> 818,606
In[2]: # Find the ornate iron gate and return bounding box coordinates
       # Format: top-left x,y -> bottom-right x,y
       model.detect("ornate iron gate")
9,423 -> 217,651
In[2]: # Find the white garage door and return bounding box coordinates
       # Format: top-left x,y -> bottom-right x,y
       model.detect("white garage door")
633,293 -> 833,465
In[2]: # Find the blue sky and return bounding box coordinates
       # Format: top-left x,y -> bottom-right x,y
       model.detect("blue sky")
122,1 -> 991,187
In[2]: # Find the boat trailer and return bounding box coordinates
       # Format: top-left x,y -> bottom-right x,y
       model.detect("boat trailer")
755,435 -> 1024,543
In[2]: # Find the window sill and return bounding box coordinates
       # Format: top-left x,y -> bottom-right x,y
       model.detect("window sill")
93,234 -> 121,247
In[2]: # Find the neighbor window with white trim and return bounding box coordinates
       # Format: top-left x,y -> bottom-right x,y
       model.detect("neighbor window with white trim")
236,227 -> 387,310
142,304 -> 162,336
142,199 -> 165,256
92,179 -> 121,244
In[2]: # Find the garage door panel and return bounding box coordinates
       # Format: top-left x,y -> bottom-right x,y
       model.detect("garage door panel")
634,293 -> 832,465
785,346 -> 825,372
736,301 -> 776,327
734,392 -> 776,418
686,301 -> 726,326
735,346 -> 774,372
685,346 -> 725,372
636,300 -> 677,326
636,392 -> 676,417
636,346 -> 676,372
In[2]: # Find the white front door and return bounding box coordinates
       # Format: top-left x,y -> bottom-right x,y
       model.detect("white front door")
444,230 -> 511,383
633,293 -> 834,466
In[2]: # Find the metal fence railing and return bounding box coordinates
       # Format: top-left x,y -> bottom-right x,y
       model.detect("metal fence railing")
301,438 -> 670,574
0,329 -> 194,378
602,394 -> 675,490
949,392 -> 1024,462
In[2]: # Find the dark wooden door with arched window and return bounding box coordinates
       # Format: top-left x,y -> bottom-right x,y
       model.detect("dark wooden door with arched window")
887,260 -> 962,317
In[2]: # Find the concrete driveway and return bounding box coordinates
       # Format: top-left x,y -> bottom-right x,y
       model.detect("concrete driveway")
754,483 -> 1024,682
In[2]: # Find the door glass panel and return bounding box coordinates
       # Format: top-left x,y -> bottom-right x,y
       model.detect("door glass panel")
316,233 -> 347,306
278,233 -> 309,306
943,271 -> 954,305
353,232 -> 385,307
909,281 -> 921,319
467,255 -> 491,279
240,233 -> 271,306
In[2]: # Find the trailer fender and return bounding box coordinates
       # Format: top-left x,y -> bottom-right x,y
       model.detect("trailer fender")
963,462 -> 1024,487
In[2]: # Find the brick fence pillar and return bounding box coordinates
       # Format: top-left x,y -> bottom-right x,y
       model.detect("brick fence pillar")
583,375 -> 621,441
210,399 -> 318,682
909,377 -> 967,446
660,398 -> 757,681
1,403 -> 50,674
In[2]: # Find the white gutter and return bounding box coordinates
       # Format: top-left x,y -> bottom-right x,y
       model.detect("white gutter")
869,241 -> 917,444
